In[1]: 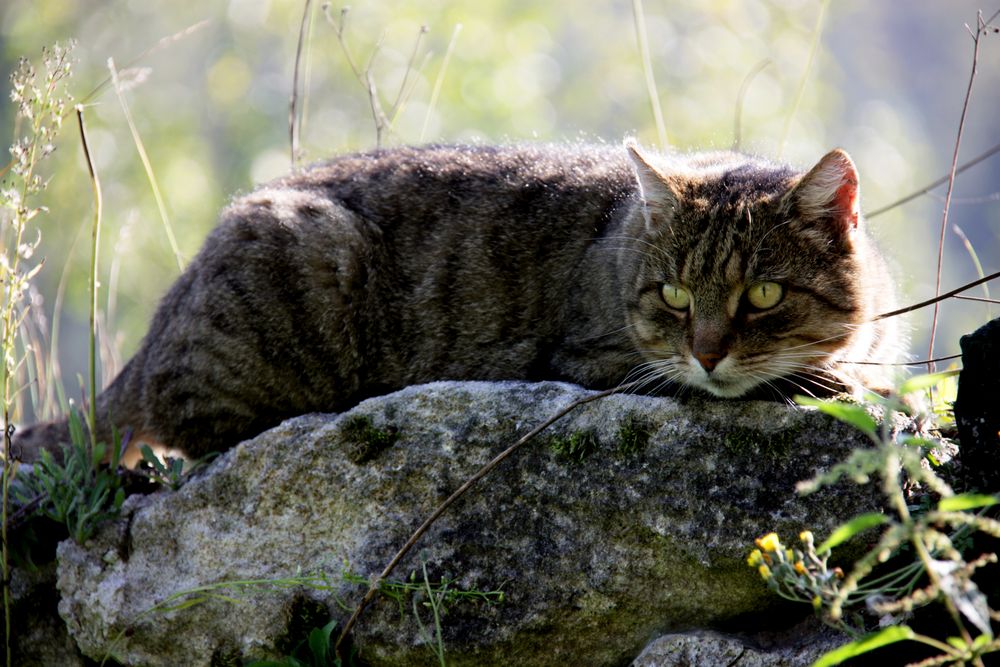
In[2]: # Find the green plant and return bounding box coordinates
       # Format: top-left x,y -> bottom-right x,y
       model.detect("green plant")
105,562 -> 502,666
136,443 -> 214,490
1,41 -> 74,667
749,372 -> 1000,666
10,410 -> 126,544
247,619 -> 344,667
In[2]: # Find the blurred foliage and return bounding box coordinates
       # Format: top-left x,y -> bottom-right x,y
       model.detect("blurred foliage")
0,1 -> 998,416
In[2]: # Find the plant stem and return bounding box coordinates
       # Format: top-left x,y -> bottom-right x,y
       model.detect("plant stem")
77,107 -> 102,452
778,0 -> 829,158
631,0 -> 668,148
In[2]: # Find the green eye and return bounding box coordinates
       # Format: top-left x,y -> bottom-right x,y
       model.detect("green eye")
746,282 -> 784,310
661,284 -> 691,310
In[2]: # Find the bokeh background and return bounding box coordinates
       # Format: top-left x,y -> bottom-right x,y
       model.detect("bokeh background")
1,0 -> 998,405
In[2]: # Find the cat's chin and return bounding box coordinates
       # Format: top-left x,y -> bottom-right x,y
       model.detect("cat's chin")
687,373 -> 759,398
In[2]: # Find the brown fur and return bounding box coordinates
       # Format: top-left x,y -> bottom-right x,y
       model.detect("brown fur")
14,142 -> 900,460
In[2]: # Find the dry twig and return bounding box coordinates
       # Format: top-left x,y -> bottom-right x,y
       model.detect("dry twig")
927,10 -> 999,373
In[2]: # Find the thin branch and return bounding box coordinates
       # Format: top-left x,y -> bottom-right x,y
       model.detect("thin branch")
387,24 -> 429,125
289,0 -> 314,168
954,294 -> 1000,305
874,269 -> 1000,320
840,353 -> 962,367
325,5 -> 393,146
732,59 -> 771,151
631,0 -> 668,148
334,381 -> 642,658
927,10 -> 997,374
864,142 -> 1000,218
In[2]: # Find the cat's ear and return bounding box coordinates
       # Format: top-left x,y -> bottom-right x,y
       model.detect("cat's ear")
625,139 -> 680,227
786,148 -> 861,234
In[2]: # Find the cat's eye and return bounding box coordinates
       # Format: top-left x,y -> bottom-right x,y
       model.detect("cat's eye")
661,284 -> 691,311
746,282 -> 784,310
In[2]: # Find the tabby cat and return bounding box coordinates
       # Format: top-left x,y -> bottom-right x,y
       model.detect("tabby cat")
15,140 -> 900,460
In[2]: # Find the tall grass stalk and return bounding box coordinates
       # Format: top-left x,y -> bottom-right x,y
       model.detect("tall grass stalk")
421,24 -> 462,143
107,58 -> 185,273
630,0 -> 668,148
290,0 -> 314,167
953,225 -> 993,320
777,0 -> 829,158
76,106 -> 102,450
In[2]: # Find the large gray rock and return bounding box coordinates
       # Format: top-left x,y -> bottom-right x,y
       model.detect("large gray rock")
54,381 -> 884,666
632,625 -> 843,667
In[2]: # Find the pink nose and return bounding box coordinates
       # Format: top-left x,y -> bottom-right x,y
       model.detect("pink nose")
696,351 -> 725,372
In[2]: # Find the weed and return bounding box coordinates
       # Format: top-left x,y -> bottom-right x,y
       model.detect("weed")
1,41 -> 75,667
136,444 -> 215,490
10,410 -> 126,545
109,561 -> 502,666
750,371 -> 1000,666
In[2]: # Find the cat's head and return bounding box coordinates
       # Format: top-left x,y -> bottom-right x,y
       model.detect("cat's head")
622,140 -> 891,398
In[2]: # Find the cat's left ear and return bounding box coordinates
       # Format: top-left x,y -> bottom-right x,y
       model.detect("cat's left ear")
786,148 -> 861,235
625,139 -> 681,227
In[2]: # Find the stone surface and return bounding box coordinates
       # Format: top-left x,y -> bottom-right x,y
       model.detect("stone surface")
632,625 -> 843,667
955,316 -> 1000,491
53,381 -> 886,666
7,562 -> 86,666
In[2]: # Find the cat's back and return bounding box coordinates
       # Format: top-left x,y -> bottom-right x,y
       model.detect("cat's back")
239,143 -> 638,237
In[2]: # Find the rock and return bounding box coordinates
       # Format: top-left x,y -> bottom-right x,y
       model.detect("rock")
955,317 -> 1000,491
7,562 -> 86,666
632,624 -> 844,667
54,381 -> 886,666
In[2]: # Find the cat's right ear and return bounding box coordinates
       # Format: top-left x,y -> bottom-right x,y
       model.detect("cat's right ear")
625,139 -> 680,228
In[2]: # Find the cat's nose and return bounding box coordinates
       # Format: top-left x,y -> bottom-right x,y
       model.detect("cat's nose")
696,351 -> 725,372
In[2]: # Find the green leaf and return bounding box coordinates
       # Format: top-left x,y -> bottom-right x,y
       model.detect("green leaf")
946,636 -> 967,650
812,626 -> 916,667
795,397 -> 877,437
308,625 -> 329,665
818,512 -> 889,553
937,493 -> 999,512
898,370 -> 961,396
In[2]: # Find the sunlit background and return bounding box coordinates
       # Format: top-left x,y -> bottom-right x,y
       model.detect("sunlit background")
1,0 -> 998,407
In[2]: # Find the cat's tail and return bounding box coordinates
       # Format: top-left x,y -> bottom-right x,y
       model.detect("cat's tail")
11,362 -> 142,465
10,418 -> 74,464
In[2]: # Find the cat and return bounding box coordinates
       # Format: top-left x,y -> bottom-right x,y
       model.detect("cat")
14,140 -> 901,461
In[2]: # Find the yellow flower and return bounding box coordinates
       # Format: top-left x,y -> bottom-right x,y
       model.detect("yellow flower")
795,561 -> 807,575
758,564 -> 772,580
799,530 -> 814,544
812,595 -> 822,610
747,549 -> 763,567
755,532 -> 781,552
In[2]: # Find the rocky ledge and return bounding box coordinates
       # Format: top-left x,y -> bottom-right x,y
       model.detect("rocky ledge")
16,381 -> 886,666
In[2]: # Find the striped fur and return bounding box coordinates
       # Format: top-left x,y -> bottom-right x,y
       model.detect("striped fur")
14,142 -> 901,459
